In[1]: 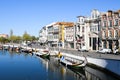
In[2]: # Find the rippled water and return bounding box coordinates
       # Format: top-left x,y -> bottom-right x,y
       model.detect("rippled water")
0,50 -> 119,80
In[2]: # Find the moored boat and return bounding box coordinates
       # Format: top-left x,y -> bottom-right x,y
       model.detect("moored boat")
35,51 -> 50,59
60,56 -> 87,69
40,53 -> 50,59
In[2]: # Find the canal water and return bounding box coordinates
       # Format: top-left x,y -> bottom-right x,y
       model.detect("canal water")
0,50 -> 119,80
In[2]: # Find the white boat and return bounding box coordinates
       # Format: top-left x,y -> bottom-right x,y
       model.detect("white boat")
60,56 -> 87,69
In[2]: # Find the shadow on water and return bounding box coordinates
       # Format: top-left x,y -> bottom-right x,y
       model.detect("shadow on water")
65,65 -> 120,80
84,66 -> 120,80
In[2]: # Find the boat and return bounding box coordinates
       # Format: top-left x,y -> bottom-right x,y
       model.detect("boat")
35,51 -> 50,59
40,52 -> 50,59
60,56 -> 87,69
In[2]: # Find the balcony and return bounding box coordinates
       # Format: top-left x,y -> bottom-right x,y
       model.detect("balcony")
113,25 -> 119,28
102,26 -> 106,30
108,26 -> 113,29
76,39 -> 81,43
108,37 -> 113,40
102,36 -> 108,40
114,36 -> 119,40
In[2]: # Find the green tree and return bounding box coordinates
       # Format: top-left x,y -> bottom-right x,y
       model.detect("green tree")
22,32 -> 32,42
8,35 -> 22,43
16,36 -> 22,43
0,37 -> 9,43
9,35 -> 17,43
31,36 -> 36,41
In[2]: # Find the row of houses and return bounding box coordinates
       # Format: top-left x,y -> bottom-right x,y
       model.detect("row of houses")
39,9 -> 120,51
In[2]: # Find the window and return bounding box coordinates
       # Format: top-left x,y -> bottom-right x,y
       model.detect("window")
89,37 -> 91,46
109,30 -> 112,38
114,19 -> 118,26
82,27 -> 84,32
71,28 -> 73,31
81,19 -> 83,22
115,30 -> 118,38
95,14 -> 97,18
103,31 -> 106,38
108,20 -> 112,27
79,18 -> 81,22
78,26 -> 80,31
103,41 -> 107,48
103,21 -> 106,27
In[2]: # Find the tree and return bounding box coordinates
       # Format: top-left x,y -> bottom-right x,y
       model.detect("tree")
9,35 -> 17,43
0,37 -> 9,44
22,31 -> 32,42
16,36 -> 22,43
31,36 -> 37,41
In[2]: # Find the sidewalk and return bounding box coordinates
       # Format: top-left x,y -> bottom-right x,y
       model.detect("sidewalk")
31,45 -> 120,60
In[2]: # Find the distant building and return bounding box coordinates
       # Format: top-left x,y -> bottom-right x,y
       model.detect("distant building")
55,22 -> 74,48
39,26 -> 48,46
41,22 -> 74,48
47,22 -> 56,47
0,34 -> 8,38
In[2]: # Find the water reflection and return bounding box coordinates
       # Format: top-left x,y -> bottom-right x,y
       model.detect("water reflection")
0,50 -> 119,80
37,56 -> 119,80
85,66 -> 119,80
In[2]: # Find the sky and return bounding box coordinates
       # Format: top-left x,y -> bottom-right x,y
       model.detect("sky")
0,0 -> 120,37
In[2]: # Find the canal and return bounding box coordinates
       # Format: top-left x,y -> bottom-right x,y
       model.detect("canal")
0,50 -> 119,80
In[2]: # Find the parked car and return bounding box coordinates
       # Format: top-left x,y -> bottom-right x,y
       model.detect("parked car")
113,49 -> 120,55
78,46 -> 89,52
97,48 -> 112,54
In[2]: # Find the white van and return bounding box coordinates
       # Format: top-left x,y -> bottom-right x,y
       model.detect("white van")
97,48 -> 112,54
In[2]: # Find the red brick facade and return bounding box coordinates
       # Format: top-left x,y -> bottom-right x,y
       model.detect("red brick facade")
101,10 -> 120,51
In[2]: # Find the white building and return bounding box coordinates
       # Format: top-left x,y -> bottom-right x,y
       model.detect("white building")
46,22 -> 56,47
75,9 -> 101,51
75,16 -> 89,50
39,26 -> 47,45
87,9 -> 101,51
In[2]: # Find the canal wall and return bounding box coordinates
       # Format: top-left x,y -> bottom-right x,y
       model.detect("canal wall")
61,52 -> 120,77
87,57 -> 120,76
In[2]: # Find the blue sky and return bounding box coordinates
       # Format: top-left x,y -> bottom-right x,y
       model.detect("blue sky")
0,0 -> 120,37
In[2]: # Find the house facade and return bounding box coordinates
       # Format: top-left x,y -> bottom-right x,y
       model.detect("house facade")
75,16 -> 89,50
64,24 -> 74,49
47,22 -> 56,47
39,26 -> 48,46
101,10 -> 120,51
55,22 -> 74,48
85,9 -> 101,51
